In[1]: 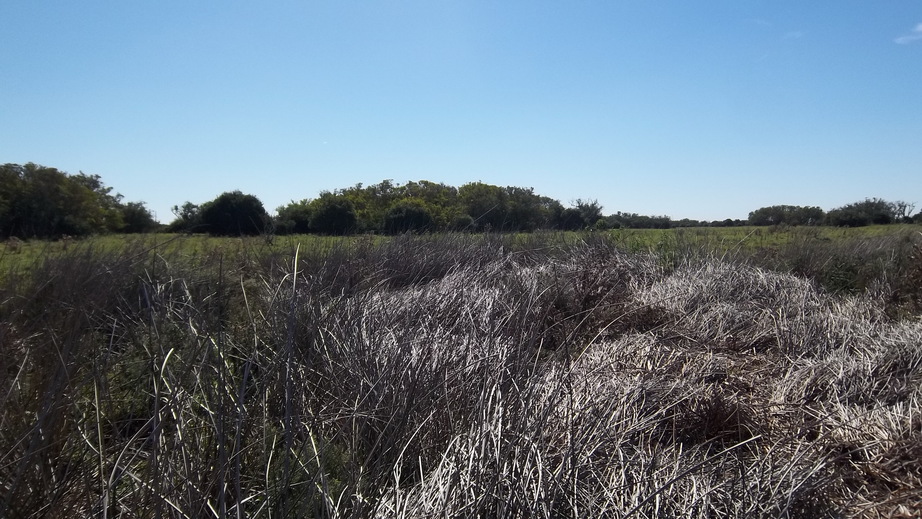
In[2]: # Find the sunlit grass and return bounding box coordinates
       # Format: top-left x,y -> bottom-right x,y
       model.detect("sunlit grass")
1,229 -> 920,517
3,224 -> 918,270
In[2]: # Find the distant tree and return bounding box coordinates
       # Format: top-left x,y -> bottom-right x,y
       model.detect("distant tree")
673,218 -> 705,228
574,199 -> 603,228
401,180 -> 462,229
503,187 -> 562,231
503,187 -> 538,231
606,211 -> 672,229
332,180 -> 399,232
459,182 -> 507,231
198,191 -> 270,236
384,199 -> 434,234
593,218 -> 613,230
748,205 -> 824,226
273,178 -> 638,234
71,172 -> 125,232
893,201 -> 916,223
275,199 -> 314,234
25,164 -> 92,236
826,198 -> 898,227
556,208 -> 586,230
598,215 -> 621,229
309,194 -> 357,235
167,202 -> 202,233
120,202 -> 160,233
0,164 -> 24,236
0,163 -> 120,238
0,162 -> 163,237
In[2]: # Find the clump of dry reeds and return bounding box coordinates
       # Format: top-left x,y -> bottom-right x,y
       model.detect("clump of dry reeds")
1,233 -> 920,518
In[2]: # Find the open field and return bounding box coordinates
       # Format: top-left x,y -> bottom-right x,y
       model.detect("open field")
1,228 -> 921,517
3,223 -> 920,272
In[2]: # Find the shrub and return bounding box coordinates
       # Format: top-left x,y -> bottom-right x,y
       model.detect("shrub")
198,190 -> 270,236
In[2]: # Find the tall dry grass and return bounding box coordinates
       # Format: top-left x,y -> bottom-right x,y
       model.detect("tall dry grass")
1,232 -> 920,518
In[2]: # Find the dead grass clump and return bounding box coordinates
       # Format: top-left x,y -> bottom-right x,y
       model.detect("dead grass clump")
659,390 -> 760,449
637,259 -> 887,359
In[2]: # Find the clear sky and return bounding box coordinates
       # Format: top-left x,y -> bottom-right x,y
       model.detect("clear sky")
2,1 -> 920,223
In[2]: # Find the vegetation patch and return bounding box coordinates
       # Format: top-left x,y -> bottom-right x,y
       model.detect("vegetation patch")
1,231 -> 921,517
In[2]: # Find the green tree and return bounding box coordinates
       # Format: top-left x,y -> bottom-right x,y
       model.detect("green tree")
826,198 -> 899,227
199,191 -> 270,236
275,199 -> 314,234
309,194 -> 357,235
120,202 -> 160,233
0,164 -> 25,237
504,187 -> 556,231
556,207 -> 586,230
1,163 -> 113,237
166,202 -> 202,233
72,172 -> 125,232
384,199 -> 434,234
606,211 -> 672,229
458,182 -> 507,231
574,199 -> 603,228
400,181 -> 462,229
748,205 -> 824,226
0,163 -> 161,237
893,201 -> 916,223
333,181 -> 399,232
552,200 -> 603,230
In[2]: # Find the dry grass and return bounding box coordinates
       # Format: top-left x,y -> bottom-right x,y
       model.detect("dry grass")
1,232 -> 920,518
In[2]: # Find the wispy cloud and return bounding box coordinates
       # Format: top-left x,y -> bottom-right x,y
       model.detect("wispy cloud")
894,23 -> 922,44
782,30 -> 805,40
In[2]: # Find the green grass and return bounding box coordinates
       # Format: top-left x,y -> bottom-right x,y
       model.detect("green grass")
3,224 -> 918,267
606,223 -> 921,254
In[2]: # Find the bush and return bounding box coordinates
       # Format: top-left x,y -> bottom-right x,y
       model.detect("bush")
198,190 -> 270,236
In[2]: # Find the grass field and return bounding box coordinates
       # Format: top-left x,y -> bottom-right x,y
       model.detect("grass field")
3,224 -> 919,272
1,226 -> 921,517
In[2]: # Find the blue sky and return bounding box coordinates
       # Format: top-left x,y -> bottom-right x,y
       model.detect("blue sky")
2,1 -> 920,223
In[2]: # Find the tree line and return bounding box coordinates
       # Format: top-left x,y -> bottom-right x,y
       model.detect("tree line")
168,180 -> 608,235
2,163 -> 920,239
747,199 -> 919,227
0,163 -> 158,238
169,186 -> 922,235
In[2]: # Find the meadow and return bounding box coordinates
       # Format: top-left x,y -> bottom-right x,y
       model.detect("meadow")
1,226 -> 921,518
